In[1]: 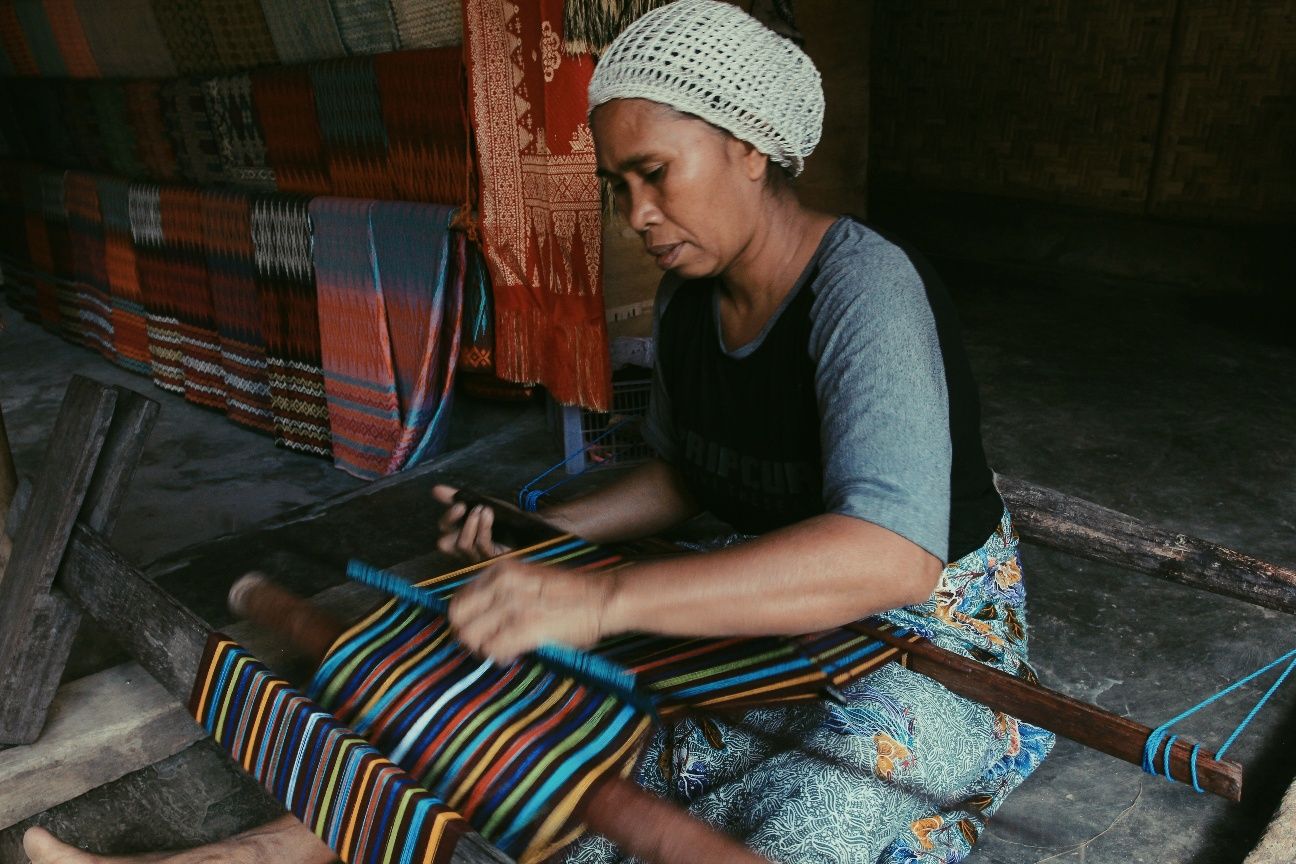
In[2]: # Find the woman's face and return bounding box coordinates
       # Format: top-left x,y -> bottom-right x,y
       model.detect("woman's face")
592,99 -> 767,280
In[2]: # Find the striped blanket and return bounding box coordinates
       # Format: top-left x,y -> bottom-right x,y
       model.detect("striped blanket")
195,537 -> 907,863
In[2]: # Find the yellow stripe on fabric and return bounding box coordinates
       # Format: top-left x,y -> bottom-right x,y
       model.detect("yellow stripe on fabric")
214,653 -> 257,741
192,637 -> 236,722
340,757 -> 385,862
311,735 -> 360,836
649,644 -> 796,690
447,679 -> 570,810
242,678 -> 281,772
414,535 -> 578,589
425,664 -> 546,782
694,671 -> 825,708
380,786 -> 422,864
420,809 -> 462,864
481,696 -> 619,837
346,626 -> 456,723
319,605 -> 427,705
523,716 -> 652,864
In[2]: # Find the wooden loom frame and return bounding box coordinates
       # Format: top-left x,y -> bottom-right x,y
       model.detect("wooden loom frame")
1,376 -> 1294,861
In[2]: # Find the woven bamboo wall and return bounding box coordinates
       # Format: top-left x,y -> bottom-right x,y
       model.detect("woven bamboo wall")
871,0 -> 1296,223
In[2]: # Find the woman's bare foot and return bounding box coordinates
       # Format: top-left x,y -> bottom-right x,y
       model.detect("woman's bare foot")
22,817 -> 336,864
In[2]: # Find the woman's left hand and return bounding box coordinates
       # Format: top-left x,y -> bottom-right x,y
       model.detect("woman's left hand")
448,559 -> 621,664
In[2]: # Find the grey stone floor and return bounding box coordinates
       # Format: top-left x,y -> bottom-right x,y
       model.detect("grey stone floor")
0,264 -> 1293,863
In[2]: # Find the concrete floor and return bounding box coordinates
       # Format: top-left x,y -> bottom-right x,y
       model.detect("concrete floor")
0,263 -> 1293,863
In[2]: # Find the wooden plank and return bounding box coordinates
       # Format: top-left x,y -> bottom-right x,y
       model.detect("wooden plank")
57,525 -> 510,864
0,377 -> 116,684
851,622 -> 1245,801
0,662 -> 206,830
0,384 -> 160,744
0,398 -> 15,571
0,593 -> 82,744
997,474 -> 1296,615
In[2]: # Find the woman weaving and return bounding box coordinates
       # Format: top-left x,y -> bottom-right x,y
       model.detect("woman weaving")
25,2 -> 1050,863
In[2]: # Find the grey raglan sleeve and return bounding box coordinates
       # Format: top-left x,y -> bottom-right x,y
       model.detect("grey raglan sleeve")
810,240 -> 952,562
640,274 -> 683,462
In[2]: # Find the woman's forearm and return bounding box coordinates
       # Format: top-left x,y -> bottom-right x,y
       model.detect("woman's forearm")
541,458 -> 701,543
603,514 -> 942,638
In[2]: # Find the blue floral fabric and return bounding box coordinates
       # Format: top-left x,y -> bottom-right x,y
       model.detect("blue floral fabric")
564,510 -> 1053,863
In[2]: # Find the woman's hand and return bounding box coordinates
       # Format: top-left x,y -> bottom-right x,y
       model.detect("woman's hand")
433,484 -> 508,562
448,559 -> 621,664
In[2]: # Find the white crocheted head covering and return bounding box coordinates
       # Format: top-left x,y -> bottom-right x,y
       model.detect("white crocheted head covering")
587,0 -> 824,177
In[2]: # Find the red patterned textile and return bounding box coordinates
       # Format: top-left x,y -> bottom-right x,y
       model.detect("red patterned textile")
122,81 -> 180,182
159,186 -> 224,409
464,0 -> 611,410
63,171 -> 114,359
251,66 -> 330,196
42,0 -> 98,78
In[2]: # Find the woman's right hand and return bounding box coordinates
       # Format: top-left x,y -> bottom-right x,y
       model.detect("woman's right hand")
433,485 -> 509,563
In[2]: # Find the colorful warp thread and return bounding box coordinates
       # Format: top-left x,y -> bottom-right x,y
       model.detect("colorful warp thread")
309,199 -> 464,478
63,171 -> 114,360
96,176 -> 151,374
258,0 -> 345,64
465,0 -> 612,410
201,189 -> 275,433
204,74 -> 276,191
372,49 -> 469,206
160,186 -> 226,410
128,183 -> 184,393
190,635 -> 470,864
251,195 -> 332,457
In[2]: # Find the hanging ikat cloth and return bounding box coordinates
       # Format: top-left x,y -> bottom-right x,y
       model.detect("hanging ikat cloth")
309,199 -> 465,478
465,0 -> 612,411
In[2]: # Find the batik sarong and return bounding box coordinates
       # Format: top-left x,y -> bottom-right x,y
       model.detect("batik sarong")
565,511 -> 1054,864
97,176 -> 151,374
201,189 -> 274,433
251,194 -> 332,457
465,0 -> 611,411
309,198 -> 464,478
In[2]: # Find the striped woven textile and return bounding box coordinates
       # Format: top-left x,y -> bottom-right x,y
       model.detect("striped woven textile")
203,0 -> 277,71
310,59 -> 394,199
122,80 -> 180,182
151,0 -> 220,76
89,82 -> 146,180
286,539 -> 906,861
0,4 -> 38,76
392,0 -> 462,48
96,176 -> 151,374
252,66 -> 331,196
331,0 -> 400,55
160,186 -> 225,410
161,78 -> 229,186
63,172 -> 114,360
203,75 -> 276,191
74,0 -> 176,79
309,199 -> 464,478
252,195 -> 332,457
190,635 -> 470,864
259,0 -> 345,64
201,189 -> 274,433
42,0 -> 98,77
128,183 -> 184,393
465,0 -> 612,411
12,0 -> 65,77
372,49 -> 469,206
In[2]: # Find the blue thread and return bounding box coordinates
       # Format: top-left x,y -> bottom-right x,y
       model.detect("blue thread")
516,418 -> 635,512
344,559 -> 659,721
1141,647 -> 1296,791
